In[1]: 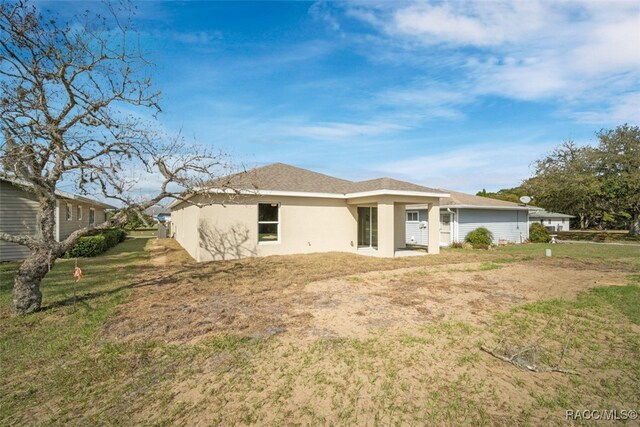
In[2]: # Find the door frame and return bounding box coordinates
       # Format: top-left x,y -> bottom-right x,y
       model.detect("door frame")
439,212 -> 452,246
357,206 -> 378,248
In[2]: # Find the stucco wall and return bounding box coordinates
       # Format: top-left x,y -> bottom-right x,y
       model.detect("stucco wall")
172,195 -> 359,262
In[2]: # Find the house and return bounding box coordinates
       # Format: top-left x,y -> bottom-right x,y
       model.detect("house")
405,191 -> 530,246
0,178 -> 115,261
170,163 -> 449,261
528,209 -> 574,232
145,206 -> 172,223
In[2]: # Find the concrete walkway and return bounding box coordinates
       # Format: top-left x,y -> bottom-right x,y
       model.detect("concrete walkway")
558,239 -> 640,247
356,247 -> 428,257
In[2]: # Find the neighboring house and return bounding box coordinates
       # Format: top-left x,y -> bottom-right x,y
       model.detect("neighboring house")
170,163 -> 449,262
406,191 -> 530,246
145,206 -> 172,223
528,209 -> 574,232
0,178 -> 115,261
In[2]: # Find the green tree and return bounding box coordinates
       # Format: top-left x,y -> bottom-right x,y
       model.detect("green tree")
595,125 -> 640,235
475,187 -> 529,204
524,125 -> 639,234
523,142 -> 602,229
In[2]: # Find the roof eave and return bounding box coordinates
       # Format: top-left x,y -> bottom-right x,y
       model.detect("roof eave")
169,188 -> 448,207
407,204 -> 529,210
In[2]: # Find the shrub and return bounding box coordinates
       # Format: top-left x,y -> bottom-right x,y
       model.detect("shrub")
529,223 -> 551,243
65,228 -> 127,258
65,235 -> 107,258
103,228 -> 127,247
465,227 -> 494,249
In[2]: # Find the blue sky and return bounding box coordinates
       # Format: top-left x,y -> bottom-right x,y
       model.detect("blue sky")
49,1 -> 639,193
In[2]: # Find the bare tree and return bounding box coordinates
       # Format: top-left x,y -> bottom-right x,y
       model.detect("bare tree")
0,1 -> 235,314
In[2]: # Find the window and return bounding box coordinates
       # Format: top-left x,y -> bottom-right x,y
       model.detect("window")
66,204 -> 72,221
548,219 -> 552,224
89,208 -> 95,225
258,203 -> 279,243
77,206 -> 83,221
406,211 -> 418,222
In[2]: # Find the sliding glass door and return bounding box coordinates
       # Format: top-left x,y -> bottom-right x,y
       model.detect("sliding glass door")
357,207 -> 378,248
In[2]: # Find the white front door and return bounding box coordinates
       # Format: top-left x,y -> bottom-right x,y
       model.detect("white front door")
440,213 -> 451,246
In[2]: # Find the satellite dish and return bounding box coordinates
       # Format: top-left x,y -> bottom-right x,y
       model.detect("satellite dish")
519,196 -> 532,204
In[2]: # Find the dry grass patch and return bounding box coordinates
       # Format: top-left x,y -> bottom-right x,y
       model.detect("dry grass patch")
2,240 -> 639,426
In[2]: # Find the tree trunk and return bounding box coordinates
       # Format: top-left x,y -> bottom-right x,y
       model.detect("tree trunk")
13,249 -> 56,314
630,211 -> 640,237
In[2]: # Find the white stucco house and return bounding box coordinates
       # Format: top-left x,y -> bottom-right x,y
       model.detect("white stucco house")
170,163 -> 448,261
405,191 -> 530,246
528,209 -> 574,232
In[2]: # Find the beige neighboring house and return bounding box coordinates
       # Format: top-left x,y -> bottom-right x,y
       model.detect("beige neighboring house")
0,178 -> 115,261
170,163 -> 448,262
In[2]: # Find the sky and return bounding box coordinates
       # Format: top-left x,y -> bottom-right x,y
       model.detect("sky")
45,0 -> 640,194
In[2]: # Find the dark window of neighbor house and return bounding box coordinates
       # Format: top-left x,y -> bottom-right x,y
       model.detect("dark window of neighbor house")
66,204 -> 72,221
77,205 -> 83,221
89,208 -> 95,225
258,203 -> 279,242
406,211 -> 418,222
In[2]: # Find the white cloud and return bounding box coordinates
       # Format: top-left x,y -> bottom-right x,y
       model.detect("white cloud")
309,1 -> 341,32
375,81 -> 470,120
569,91 -> 640,124
391,1 -> 549,46
282,121 -> 409,140
340,0 -> 640,122
375,142 -> 558,193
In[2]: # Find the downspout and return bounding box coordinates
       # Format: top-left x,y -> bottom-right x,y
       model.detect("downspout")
55,200 -> 60,242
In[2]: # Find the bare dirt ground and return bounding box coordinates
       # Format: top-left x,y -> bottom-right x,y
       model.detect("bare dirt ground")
99,239 -> 638,426
104,239 -> 628,343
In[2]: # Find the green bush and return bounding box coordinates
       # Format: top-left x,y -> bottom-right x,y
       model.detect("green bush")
65,235 -> 107,258
465,227 -> 494,249
102,228 -> 127,247
529,223 -> 551,243
65,228 -> 127,258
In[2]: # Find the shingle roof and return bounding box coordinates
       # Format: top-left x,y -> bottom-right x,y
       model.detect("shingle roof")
349,177 -> 441,193
406,190 -> 529,209
442,191 -> 525,208
528,209 -> 575,219
145,206 -> 171,216
0,176 -> 116,209
207,163 -> 445,195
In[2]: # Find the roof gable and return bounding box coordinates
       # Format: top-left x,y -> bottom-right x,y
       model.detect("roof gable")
350,177 -> 441,194
208,163 -> 354,194
206,163 -> 446,195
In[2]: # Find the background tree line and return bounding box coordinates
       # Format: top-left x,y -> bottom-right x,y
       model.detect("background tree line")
478,125 -> 639,235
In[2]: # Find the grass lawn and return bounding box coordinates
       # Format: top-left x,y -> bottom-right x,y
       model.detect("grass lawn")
1,240 -> 639,426
126,228 -> 158,238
